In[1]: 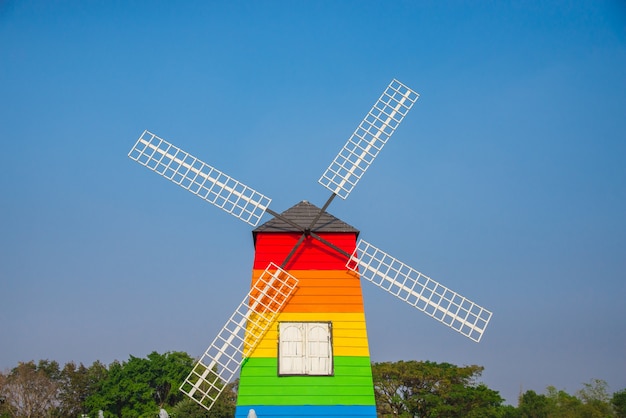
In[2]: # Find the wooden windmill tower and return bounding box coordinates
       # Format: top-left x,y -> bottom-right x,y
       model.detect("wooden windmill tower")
128,80 -> 492,417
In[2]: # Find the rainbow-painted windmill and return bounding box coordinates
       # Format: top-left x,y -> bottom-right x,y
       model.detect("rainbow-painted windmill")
128,80 -> 492,417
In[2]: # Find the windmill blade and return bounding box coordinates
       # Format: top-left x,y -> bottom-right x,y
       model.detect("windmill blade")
129,130 -> 271,226
319,79 -> 419,199
348,239 -> 492,342
180,263 -> 298,411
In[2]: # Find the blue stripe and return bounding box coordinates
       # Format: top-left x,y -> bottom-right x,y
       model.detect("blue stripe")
235,405 -> 377,417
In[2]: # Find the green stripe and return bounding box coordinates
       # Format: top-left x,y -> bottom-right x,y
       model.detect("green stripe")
237,356 -> 375,406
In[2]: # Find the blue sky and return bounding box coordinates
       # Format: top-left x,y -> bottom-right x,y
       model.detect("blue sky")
1,0 -> 625,405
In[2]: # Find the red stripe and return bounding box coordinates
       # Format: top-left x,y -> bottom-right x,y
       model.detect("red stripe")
253,232 -> 357,270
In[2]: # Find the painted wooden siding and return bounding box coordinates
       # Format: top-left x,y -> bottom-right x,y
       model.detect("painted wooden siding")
236,231 -> 376,417
250,269 -> 364,314
235,405 -> 377,417
253,233 -> 357,271
237,357 -> 375,404
249,312 -> 370,358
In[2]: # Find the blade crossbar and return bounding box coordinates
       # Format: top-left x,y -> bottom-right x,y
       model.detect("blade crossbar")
319,79 -> 419,199
129,130 -> 271,226
348,240 -> 492,342
180,263 -> 298,411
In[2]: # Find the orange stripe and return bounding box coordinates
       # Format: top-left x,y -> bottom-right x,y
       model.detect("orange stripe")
251,269 -> 364,313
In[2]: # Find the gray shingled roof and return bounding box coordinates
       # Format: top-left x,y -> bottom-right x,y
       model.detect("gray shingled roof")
253,200 -> 359,235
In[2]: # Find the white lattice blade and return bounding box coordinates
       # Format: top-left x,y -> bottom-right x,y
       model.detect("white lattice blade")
348,239 -> 492,342
180,263 -> 298,411
319,79 -> 419,199
129,130 -> 271,226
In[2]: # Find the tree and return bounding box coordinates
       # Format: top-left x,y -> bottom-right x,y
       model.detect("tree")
206,380 -> 237,418
0,361 -> 59,418
544,385 -> 582,417
52,360 -> 108,417
0,371 -> 7,417
56,361 -> 89,416
85,351 -> 196,417
170,398 -> 211,418
445,383 -> 505,417
517,382 -> 620,418
169,381 -> 236,418
5,351 -> 621,418
372,360 -> 504,417
577,379 -> 613,418
612,389 -> 626,418
371,361 -> 411,416
578,379 -> 610,403
518,389 -> 551,418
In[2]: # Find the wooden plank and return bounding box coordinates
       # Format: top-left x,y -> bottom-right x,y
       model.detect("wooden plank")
253,232 -> 357,270
237,356 -> 376,406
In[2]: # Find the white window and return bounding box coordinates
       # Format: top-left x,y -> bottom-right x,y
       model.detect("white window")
278,322 -> 333,376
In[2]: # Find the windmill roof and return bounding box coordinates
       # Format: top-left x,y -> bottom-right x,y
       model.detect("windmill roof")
253,200 -> 359,235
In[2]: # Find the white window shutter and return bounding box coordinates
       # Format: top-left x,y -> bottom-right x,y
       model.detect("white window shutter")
278,322 -> 332,375
306,323 -> 331,375
279,323 -> 305,374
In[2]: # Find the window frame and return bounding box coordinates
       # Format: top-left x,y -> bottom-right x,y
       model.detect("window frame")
277,321 -> 334,376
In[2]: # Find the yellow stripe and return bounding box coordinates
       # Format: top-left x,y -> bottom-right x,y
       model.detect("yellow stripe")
246,312 -> 371,358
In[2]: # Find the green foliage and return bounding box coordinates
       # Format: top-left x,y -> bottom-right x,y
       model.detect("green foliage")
2,353 -> 624,418
169,381 -> 236,418
612,389 -> 626,418
577,378 -> 614,417
209,380 -> 238,418
517,380 -> 619,418
578,379 -> 611,405
0,351 -> 235,417
545,385 -> 583,417
371,360 -> 504,417
169,398 -> 212,418
518,389 -> 552,417
84,351 -> 195,418
53,360 -> 108,417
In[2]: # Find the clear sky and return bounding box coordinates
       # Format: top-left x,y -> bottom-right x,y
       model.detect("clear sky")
1,0 -> 625,405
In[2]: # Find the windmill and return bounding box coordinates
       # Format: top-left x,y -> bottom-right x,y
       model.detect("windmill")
128,79 -> 492,417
